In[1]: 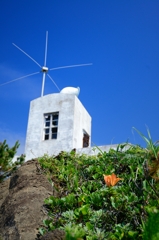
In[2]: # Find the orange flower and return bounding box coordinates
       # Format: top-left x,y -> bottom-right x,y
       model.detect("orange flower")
103,173 -> 123,187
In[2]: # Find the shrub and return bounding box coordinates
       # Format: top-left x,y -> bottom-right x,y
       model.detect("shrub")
38,144 -> 159,239
0,140 -> 25,182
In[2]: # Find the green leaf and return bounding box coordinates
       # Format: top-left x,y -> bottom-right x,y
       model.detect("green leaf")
39,228 -> 45,236
132,126 -> 157,158
86,222 -> 93,230
132,127 -> 150,146
110,196 -> 116,209
80,204 -> 90,215
128,231 -> 138,237
43,219 -> 51,227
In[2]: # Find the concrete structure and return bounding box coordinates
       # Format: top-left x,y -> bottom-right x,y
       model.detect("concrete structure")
25,92 -> 91,161
76,144 -> 131,155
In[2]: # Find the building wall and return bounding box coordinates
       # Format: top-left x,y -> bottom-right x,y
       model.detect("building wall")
25,93 -> 91,160
73,96 -> 91,149
76,144 -> 131,156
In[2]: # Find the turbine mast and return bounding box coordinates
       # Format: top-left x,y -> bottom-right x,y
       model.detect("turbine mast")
41,31 -> 48,97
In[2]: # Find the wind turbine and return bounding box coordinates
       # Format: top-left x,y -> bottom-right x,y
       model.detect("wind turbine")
0,31 -> 92,97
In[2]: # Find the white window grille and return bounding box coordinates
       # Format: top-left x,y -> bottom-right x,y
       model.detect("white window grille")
44,112 -> 59,140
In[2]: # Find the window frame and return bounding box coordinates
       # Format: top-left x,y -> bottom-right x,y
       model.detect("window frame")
82,130 -> 90,148
43,112 -> 59,140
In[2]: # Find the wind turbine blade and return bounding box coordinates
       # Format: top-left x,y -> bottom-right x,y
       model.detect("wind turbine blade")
0,72 -> 40,87
47,74 -> 60,92
44,31 -> 48,66
12,43 -> 42,68
49,63 -> 93,71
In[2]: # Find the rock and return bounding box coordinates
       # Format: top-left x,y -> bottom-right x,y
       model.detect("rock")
0,159 -> 53,240
0,178 -> 10,208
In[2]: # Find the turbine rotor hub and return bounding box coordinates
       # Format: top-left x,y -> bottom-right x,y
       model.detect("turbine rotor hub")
42,66 -> 48,72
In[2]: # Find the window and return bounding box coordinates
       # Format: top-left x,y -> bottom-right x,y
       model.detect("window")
83,131 -> 89,148
44,112 -> 59,140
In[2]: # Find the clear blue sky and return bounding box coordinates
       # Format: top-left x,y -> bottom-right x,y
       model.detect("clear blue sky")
0,1 -> 159,154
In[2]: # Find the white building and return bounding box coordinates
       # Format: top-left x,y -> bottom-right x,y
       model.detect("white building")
25,87 -> 91,161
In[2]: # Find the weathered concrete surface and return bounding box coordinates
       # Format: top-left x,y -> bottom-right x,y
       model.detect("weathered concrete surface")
0,160 -> 53,240
25,93 -> 91,161
76,144 -> 131,156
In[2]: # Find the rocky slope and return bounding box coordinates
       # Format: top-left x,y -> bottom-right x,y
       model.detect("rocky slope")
0,159 -> 65,240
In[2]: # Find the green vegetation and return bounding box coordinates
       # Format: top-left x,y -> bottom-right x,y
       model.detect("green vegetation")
0,140 -> 25,182
2,129 -> 158,239
38,140 -> 159,239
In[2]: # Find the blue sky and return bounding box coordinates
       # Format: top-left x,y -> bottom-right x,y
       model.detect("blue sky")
0,1 -> 159,154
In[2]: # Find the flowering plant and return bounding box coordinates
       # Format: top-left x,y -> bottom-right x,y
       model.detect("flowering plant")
103,173 -> 123,186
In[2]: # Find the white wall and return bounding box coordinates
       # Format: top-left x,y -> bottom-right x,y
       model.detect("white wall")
73,96 -> 91,149
25,93 -> 91,160
76,144 -> 131,155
